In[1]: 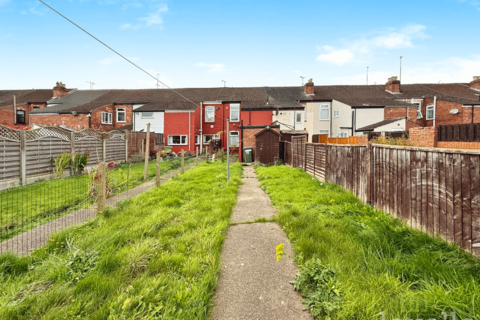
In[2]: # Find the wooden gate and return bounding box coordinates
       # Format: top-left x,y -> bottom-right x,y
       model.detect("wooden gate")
254,128 -> 281,164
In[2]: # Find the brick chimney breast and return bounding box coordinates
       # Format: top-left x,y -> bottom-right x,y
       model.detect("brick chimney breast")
385,76 -> 401,93
470,76 -> 480,90
53,82 -> 68,98
304,78 -> 314,95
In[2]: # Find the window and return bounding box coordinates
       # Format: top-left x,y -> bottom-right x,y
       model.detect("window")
337,132 -> 348,137
426,105 -> 435,120
16,110 -> 25,124
33,107 -> 40,110
230,104 -> 240,122
296,112 -> 302,123
203,134 -> 220,144
168,135 -> 187,145
101,112 -> 112,124
319,130 -> 329,135
141,112 -> 153,118
205,106 -> 215,122
195,135 -> 200,145
320,105 -> 329,120
415,103 -> 423,119
333,110 -> 340,118
229,131 -> 239,147
117,108 -> 126,122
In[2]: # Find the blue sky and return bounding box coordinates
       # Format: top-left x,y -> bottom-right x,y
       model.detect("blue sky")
1,0 -> 479,90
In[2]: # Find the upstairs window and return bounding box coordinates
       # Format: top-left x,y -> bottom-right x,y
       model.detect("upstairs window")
16,110 -> 25,124
101,112 -> 112,124
230,104 -> 240,122
320,105 -> 329,120
426,105 -> 435,120
117,108 -> 126,122
333,110 -> 340,118
414,103 -> 423,119
229,131 -> 239,147
296,112 -> 302,123
141,112 -> 153,118
205,106 -> 215,122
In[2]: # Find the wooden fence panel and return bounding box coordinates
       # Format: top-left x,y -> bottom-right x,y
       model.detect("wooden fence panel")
0,139 -> 20,180
105,134 -> 126,162
25,138 -> 71,176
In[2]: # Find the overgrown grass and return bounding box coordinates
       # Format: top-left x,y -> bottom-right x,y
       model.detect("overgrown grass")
0,161 -> 242,319
256,165 -> 480,320
0,157 -> 195,242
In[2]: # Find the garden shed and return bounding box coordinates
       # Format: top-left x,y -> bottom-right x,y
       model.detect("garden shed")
254,127 -> 281,164
280,130 -> 308,142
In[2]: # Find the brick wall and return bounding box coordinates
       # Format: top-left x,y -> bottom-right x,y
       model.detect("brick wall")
384,107 -> 420,130
92,104 -> 133,132
437,141 -> 480,150
408,127 -> 438,147
356,135 -> 368,145
31,113 -> 90,130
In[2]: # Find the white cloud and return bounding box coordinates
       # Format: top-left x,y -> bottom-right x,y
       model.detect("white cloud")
316,49 -> 354,66
458,0 -> 480,10
120,4 -> 168,29
316,23 -> 427,65
0,0 -> 10,6
195,63 -> 227,74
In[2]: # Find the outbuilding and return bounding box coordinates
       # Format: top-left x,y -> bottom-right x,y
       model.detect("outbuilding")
254,127 -> 281,164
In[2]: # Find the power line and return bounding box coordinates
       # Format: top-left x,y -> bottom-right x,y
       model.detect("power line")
39,0 -> 197,107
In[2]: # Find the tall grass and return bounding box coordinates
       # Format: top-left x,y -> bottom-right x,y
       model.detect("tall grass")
256,165 -> 480,320
0,161 -> 242,319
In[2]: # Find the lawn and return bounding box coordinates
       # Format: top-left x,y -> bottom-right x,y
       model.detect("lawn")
255,165 -> 480,320
0,157 -> 195,242
0,161 -> 242,319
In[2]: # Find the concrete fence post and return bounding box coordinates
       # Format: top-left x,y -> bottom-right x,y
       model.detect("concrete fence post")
144,123 -> 151,180
156,151 -> 161,187
102,134 -> 106,162
124,130 -> 129,162
97,162 -> 107,213
20,130 -> 26,186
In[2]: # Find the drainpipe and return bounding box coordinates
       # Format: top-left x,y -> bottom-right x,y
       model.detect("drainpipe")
200,102 -> 203,152
88,113 -> 91,128
433,96 -> 437,127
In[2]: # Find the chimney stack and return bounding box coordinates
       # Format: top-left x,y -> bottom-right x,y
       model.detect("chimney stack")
304,78 -> 314,95
470,76 -> 480,90
385,76 -> 401,93
53,82 -> 68,98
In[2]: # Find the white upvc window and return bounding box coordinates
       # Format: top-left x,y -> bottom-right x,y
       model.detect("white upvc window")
101,112 -> 112,124
168,135 -> 187,145
296,112 -> 302,123
337,132 -> 348,137
319,130 -> 329,135
320,104 -> 329,120
426,105 -> 435,120
141,112 -> 153,118
195,135 -> 200,145
230,104 -> 240,122
205,106 -> 215,122
116,108 -> 126,122
415,103 -> 423,119
333,110 -> 340,118
203,134 -> 220,144
229,131 -> 239,147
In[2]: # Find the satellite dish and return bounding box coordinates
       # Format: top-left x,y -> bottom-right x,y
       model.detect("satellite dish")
450,109 -> 459,115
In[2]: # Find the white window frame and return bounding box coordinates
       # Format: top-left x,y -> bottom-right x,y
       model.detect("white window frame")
229,131 -> 239,147
320,104 -> 329,120
414,103 -> 423,119
230,104 -> 240,122
101,111 -> 112,125
295,112 -> 302,123
333,110 -> 340,118
116,108 -> 126,122
337,132 -> 348,137
141,112 -> 154,119
195,135 -> 200,145
205,106 -> 215,123
319,130 -> 329,135
426,105 -> 435,120
203,134 -> 220,145
168,135 -> 188,145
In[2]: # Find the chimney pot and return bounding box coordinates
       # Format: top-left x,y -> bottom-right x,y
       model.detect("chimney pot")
385,76 -> 401,93
53,82 -> 68,98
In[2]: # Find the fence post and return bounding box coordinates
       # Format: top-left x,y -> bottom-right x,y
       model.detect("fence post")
181,149 -> 185,173
304,141 -> 307,171
124,130 -> 129,162
156,151 -> 161,187
102,133 -> 106,162
70,132 -> 75,154
366,143 -> 373,205
144,123 -> 151,180
196,147 -> 199,165
20,130 -> 26,186
97,162 -> 107,213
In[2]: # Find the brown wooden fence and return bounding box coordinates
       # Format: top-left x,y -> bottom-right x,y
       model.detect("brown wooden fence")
283,138 -> 480,256
437,123 -> 480,142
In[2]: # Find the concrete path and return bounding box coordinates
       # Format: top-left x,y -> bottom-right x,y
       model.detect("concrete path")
212,166 -> 312,320
0,160 -> 201,255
